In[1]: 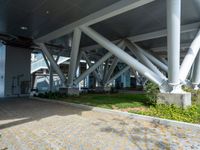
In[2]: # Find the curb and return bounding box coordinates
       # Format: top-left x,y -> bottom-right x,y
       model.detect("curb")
31,97 -> 200,130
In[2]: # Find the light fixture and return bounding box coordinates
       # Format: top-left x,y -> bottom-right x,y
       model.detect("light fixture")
20,26 -> 28,30
46,10 -> 50,14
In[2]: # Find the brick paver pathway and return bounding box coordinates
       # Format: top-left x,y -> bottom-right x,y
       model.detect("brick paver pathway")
0,98 -> 200,150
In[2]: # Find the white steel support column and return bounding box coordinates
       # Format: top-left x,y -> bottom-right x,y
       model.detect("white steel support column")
80,26 -> 163,86
192,51 -> 200,89
105,66 -> 130,85
68,28 -> 82,87
179,30 -> 200,81
74,52 -> 112,85
39,43 -> 67,87
167,0 -> 181,85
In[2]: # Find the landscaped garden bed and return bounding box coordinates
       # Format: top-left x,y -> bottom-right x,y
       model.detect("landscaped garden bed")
36,91 -> 200,124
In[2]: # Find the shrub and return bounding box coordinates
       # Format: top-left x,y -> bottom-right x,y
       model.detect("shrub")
37,92 -> 68,99
144,81 -> 159,105
132,104 -> 200,123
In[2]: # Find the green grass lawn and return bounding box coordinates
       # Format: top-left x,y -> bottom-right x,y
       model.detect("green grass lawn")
39,93 -> 200,124
58,93 -> 149,109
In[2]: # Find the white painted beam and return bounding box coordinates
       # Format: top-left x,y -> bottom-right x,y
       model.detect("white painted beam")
81,22 -> 200,53
35,0 -> 154,43
128,22 -> 200,42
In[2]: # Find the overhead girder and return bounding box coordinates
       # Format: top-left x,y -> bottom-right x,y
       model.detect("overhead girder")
35,0 -> 154,43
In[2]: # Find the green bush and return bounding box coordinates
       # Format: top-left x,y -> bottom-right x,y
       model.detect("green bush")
37,92 -> 68,99
144,81 -> 159,105
131,104 -> 200,123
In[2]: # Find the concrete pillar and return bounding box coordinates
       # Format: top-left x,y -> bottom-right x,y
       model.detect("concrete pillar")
167,0 -> 181,85
192,51 -> 200,89
0,44 -> 6,97
0,45 -> 31,97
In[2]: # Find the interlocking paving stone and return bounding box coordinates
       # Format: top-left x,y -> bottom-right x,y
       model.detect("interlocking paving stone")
0,98 -> 200,150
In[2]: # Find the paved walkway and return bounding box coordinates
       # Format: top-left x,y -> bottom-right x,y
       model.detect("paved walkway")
0,98 -> 200,150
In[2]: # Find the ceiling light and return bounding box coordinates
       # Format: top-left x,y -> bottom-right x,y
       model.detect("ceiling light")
46,10 -> 50,14
20,26 -> 28,30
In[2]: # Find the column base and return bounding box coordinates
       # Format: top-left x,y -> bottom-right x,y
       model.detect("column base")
59,88 -> 80,96
157,92 -> 191,108
95,87 -> 111,93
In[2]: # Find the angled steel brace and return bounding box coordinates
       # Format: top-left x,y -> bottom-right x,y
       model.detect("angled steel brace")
41,51 -> 50,69
134,44 -> 168,72
179,29 -> 200,81
103,41 -> 125,83
125,40 -> 167,80
74,52 -> 113,85
105,66 -> 130,85
192,51 -> 200,89
103,59 -> 110,82
103,57 -> 119,83
80,26 -> 163,86
68,28 -> 82,87
82,52 -> 102,84
39,43 -> 67,87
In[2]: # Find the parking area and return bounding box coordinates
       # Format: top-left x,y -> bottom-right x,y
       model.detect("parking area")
0,98 -> 200,150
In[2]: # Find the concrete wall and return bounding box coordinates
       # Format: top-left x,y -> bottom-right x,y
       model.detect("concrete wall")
0,44 -> 6,97
4,46 -> 31,97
